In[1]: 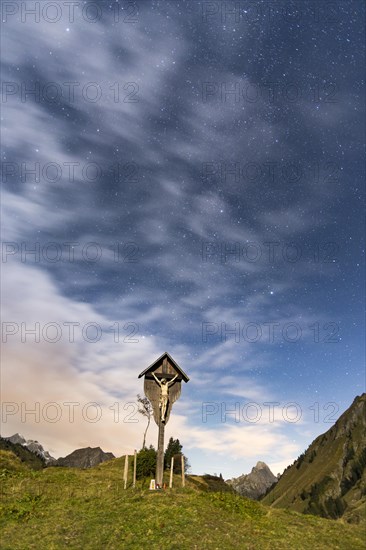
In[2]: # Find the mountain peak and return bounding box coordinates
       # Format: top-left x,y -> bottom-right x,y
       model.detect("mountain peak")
255,461 -> 269,470
227,461 -> 277,500
56,446 -> 115,468
3,433 -> 55,463
4,433 -> 26,445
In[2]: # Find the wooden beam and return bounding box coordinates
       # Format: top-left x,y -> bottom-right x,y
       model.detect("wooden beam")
181,455 -> 185,487
156,419 -> 165,487
169,456 -> 174,488
133,450 -> 137,488
124,455 -> 129,489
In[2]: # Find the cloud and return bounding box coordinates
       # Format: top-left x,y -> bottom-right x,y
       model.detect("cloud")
1,0 -> 362,476
164,411 -> 301,476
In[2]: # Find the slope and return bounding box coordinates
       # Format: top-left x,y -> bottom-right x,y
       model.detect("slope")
0,456 -> 364,549
262,393 -> 366,523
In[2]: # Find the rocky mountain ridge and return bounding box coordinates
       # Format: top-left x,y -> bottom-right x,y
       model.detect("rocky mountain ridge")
2,434 -> 115,469
56,446 -> 115,468
262,393 -> 366,523
226,461 -> 278,499
4,433 -> 56,464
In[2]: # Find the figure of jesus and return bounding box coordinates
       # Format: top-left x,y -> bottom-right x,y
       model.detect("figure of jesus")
152,373 -> 178,422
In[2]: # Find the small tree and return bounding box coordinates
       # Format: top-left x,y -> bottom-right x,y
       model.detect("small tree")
164,437 -> 190,473
136,445 -> 157,479
164,437 -> 182,469
137,394 -> 153,449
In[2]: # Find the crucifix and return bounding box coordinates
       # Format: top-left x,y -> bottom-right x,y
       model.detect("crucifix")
138,352 -> 189,486
152,372 -> 178,423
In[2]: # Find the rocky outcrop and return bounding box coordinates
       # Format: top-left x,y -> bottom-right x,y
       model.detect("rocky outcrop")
4,433 -> 26,446
226,461 -> 278,499
4,433 -> 56,464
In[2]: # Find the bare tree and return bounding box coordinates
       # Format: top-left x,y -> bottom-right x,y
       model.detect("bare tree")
137,394 -> 153,449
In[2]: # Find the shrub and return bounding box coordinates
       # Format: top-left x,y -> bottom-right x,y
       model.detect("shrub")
136,446 -> 156,479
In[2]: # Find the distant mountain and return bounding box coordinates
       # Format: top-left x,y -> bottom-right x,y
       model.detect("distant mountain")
3,433 -> 56,464
55,447 -> 115,468
4,433 -> 25,446
226,461 -> 278,500
262,393 -> 366,523
0,437 -> 46,470
2,435 -> 115,469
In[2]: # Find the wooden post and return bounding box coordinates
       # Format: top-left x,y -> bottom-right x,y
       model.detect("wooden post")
156,419 -> 165,486
169,456 -> 174,488
181,455 -> 185,487
124,454 -> 129,489
133,450 -> 137,488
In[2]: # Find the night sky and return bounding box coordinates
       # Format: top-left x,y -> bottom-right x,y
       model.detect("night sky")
1,0 -> 365,477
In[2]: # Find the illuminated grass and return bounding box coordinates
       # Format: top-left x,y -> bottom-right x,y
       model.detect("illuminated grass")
1,454 -> 364,549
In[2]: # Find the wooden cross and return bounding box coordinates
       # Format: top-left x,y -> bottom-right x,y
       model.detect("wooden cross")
138,352 -> 189,486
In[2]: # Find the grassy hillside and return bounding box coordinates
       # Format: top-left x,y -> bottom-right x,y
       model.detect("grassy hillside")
1,452 -> 364,549
262,394 -> 366,523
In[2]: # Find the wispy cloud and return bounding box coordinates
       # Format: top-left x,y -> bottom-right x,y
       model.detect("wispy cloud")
1,0 -> 363,476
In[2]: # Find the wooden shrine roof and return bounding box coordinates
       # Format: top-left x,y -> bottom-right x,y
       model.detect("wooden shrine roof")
138,351 -> 189,382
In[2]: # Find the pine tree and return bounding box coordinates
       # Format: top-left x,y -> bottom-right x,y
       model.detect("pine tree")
164,437 -> 190,473
164,437 -> 182,469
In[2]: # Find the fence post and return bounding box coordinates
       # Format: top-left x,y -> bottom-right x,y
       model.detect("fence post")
124,455 -> 129,489
169,456 -> 174,488
133,450 -> 137,488
181,455 -> 185,487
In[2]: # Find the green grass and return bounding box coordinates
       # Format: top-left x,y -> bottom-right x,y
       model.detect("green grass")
1,453 -> 364,549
